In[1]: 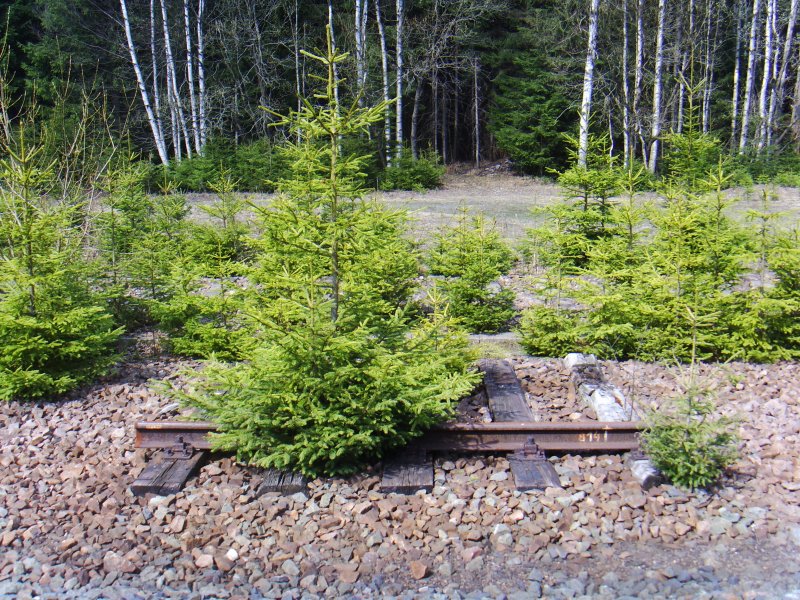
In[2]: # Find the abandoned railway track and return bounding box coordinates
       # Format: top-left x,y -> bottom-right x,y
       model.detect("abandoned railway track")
132,355 -> 662,497
135,419 -> 643,454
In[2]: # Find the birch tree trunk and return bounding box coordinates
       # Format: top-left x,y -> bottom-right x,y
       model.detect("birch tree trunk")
149,0 -> 163,144
183,0 -> 201,153
757,0 -> 776,150
354,0 -> 369,101
578,0 -> 601,169
160,0 -> 192,158
328,1 -> 340,110
731,0 -> 744,149
622,0 -> 632,167
634,0 -> 647,165
768,0 -> 797,146
740,0 -> 763,152
395,0 -> 404,159
648,0 -> 667,173
292,0 -> 302,140
120,0 -> 169,165
676,0 -> 694,134
473,56 -> 480,166
196,0 -> 206,147
702,0 -> 717,134
165,56 -> 181,161
375,0 -> 392,162
793,42 -> 800,150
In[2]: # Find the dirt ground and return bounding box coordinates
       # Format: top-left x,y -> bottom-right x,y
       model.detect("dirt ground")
186,172 -> 800,243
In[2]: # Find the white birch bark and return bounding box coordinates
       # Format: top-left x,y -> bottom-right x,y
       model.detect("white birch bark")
768,0 -> 797,146
165,56 -> 181,161
360,0 -> 369,92
196,0 -> 206,147
622,0 -> 631,167
395,0 -> 404,158
183,0 -> 201,153
731,0 -> 744,148
578,0 -> 601,169
757,0 -> 776,150
648,0 -> 667,173
793,42 -> 800,150
292,0 -> 302,143
740,0 -> 763,152
677,0 -> 695,134
160,0 -> 192,158
702,0 -> 717,134
328,1 -> 340,110
473,56 -> 480,166
149,0 -> 164,145
354,0 -> 369,100
375,0 -> 392,163
120,0 -> 169,164
634,0 -> 647,165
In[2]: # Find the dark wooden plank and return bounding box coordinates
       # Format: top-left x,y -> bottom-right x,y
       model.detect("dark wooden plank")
158,452 -> 206,495
131,458 -> 178,496
480,359 -> 534,422
131,451 -> 206,496
509,455 -> 561,491
255,469 -> 309,496
381,448 -> 433,494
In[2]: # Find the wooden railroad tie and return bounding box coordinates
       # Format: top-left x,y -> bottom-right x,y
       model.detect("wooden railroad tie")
380,359 -> 561,494
131,436 -> 207,497
132,357 -> 654,496
131,424 -> 308,498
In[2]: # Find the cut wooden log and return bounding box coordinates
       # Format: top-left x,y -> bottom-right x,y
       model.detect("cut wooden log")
131,451 -> 206,496
565,353 -> 636,421
564,353 -> 662,489
480,359 -> 534,422
255,469 -> 309,496
627,451 -> 665,490
380,447 -> 433,494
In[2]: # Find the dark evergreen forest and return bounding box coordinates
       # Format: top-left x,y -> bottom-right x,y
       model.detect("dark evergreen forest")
2,0 -> 799,185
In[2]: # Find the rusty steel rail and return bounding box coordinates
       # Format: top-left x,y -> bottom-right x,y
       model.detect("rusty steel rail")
135,421 -> 217,450
135,419 -> 643,454
423,421 -> 642,452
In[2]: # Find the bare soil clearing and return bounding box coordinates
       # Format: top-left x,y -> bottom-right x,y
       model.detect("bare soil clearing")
191,173 -> 800,243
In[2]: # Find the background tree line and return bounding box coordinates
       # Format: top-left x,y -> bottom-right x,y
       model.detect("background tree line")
2,0 -> 799,182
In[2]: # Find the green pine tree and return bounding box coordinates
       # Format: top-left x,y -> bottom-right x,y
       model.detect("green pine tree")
173,34 -> 479,477
0,131 -> 121,400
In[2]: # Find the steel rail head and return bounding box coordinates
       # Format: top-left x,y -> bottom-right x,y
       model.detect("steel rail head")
134,420 -> 642,453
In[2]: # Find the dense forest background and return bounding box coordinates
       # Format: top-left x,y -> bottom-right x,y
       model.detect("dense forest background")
2,0 -> 799,182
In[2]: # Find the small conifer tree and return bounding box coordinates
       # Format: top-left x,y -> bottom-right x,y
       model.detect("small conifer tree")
428,208 -> 516,333
175,34 -> 478,477
0,132 -> 121,400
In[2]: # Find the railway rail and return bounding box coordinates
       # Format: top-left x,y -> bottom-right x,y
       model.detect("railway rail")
132,357 -> 661,496
134,419 -> 643,454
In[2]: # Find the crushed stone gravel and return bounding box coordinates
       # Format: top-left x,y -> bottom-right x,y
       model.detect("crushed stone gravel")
1,355 -> 799,599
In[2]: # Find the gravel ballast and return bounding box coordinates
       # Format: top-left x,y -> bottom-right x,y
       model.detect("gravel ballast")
1,356 -> 799,599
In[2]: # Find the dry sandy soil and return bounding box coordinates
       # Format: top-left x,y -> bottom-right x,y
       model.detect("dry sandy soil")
186,172 -> 800,243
